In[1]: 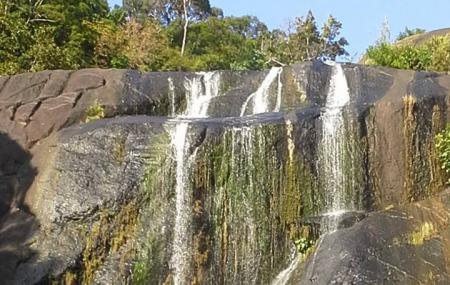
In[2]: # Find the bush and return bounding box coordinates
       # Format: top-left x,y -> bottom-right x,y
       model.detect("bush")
365,36 -> 450,72
294,237 -> 314,255
85,101 -> 105,123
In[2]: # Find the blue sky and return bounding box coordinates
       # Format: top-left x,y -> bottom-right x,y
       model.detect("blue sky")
107,0 -> 450,61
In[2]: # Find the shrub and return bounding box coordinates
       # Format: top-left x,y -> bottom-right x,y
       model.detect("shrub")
85,101 -> 105,123
294,237 -> 315,255
365,35 -> 450,72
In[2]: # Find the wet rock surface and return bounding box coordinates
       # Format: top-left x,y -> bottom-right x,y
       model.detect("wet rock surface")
0,61 -> 450,283
293,189 -> 450,285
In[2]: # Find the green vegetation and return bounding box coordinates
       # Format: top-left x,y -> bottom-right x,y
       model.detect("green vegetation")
294,237 -> 315,255
85,100 -> 105,122
435,124 -> 450,183
0,0 -> 109,74
365,35 -> 450,72
408,222 -> 436,246
366,43 -> 431,70
0,1 -> 348,75
396,27 -> 426,41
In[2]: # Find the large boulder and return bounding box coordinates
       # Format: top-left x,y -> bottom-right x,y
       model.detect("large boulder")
292,189 -> 450,285
0,61 -> 450,284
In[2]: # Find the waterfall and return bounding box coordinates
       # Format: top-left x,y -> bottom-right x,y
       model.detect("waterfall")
319,62 -> 352,231
168,77 -> 176,116
240,67 -> 283,116
170,67 -> 283,284
271,248 -> 299,285
169,72 -> 221,285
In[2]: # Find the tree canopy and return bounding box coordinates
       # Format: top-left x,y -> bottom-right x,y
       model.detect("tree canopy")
0,0 -> 349,75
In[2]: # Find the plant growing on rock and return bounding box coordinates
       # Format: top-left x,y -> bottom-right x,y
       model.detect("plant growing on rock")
294,237 -> 315,255
435,124 -> 450,183
365,35 -> 450,72
85,101 -> 105,123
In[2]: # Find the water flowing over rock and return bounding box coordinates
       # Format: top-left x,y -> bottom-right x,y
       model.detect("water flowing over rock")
170,71 -> 221,284
318,62 -> 356,231
0,61 -> 450,284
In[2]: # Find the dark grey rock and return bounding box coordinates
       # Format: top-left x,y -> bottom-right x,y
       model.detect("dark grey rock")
0,62 -> 450,284
292,190 -> 450,285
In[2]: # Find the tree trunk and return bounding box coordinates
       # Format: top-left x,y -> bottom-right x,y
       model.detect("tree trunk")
181,0 -> 189,56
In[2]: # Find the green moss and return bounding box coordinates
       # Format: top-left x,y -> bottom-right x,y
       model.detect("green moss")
131,121 -> 321,283
113,135 -> 127,164
50,271 -> 78,285
189,123 -> 322,283
435,124 -> 450,184
82,201 -> 140,284
52,199 -> 140,284
391,221 -> 438,247
131,131 -> 173,284
294,237 -> 314,254
403,95 -> 446,202
408,222 -> 436,245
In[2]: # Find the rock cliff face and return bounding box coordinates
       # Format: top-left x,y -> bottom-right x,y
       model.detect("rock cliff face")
293,189 -> 450,284
0,61 -> 449,284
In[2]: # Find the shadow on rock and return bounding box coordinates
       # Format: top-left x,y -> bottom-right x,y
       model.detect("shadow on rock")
0,132 -> 38,283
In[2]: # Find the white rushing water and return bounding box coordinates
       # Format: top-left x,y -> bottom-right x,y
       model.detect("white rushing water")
240,67 -> 283,116
168,77 -> 176,116
170,66 -> 284,284
320,62 -> 352,231
235,67 -> 285,283
270,62 -> 351,285
271,248 -> 299,285
170,71 -> 221,285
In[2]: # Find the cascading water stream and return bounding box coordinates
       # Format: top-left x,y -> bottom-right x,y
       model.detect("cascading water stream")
170,67 -> 283,284
270,62 -> 352,285
169,72 -> 220,285
240,67 -> 283,116
319,62 -> 352,232
168,77 -> 176,116
271,247 -> 299,285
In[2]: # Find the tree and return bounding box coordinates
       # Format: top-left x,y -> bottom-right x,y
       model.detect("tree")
181,0 -> 189,56
92,18 -> 169,70
163,16 -> 269,70
0,0 -> 110,74
1,2 -> 350,74
320,15 -> 349,60
263,11 -> 348,65
377,16 -> 391,44
396,27 -> 426,41
123,0 -> 211,25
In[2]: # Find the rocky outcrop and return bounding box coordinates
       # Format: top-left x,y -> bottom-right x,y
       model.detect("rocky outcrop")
0,69 -> 270,149
0,61 -> 450,284
293,189 -> 450,285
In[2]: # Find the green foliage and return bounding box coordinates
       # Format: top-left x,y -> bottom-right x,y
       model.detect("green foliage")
366,43 -> 431,70
85,101 -> 105,122
0,2 -> 348,74
427,36 -> 450,72
91,19 -> 168,71
164,16 -> 269,70
0,0 -> 109,74
365,35 -> 450,71
264,12 -> 348,64
396,27 -> 426,41
294,237 -> 315,255
435,124 -> 450,184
